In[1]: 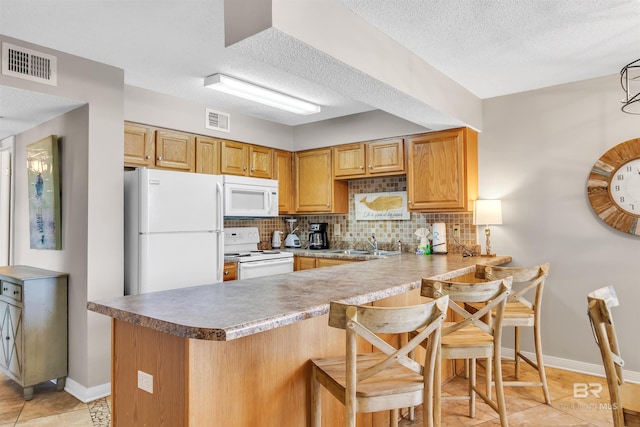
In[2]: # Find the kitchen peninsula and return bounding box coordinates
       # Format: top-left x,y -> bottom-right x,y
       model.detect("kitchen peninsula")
88,253 -> 511,427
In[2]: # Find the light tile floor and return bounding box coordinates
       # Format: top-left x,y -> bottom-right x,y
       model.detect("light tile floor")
0,372 -> 110,427
0,362 -> 617,426
399,362 -> 618,426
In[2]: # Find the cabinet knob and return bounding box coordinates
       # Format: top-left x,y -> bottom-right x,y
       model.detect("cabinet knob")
157,156 -> 163,161
359,165 -> 364,169
13,290 -> 18,295
224,270 -> 229,275
251,168 -> 255,172
145,155 -> 151,160
326,203 -> 330,207
368,164 -> 372,169
408,200 -> 412,204
243,166 -> 247,171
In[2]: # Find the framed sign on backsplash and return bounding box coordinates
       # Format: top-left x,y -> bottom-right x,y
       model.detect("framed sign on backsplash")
355,191 -> 410,220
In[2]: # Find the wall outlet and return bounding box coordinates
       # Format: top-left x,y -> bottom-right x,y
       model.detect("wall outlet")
334,224 -> 341,236
453,224 -> 460,238
138,370 -> 153,394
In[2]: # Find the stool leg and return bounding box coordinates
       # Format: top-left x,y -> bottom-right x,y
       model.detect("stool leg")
534,321 -> 551,404
515,326 -> 521,379
494,349 -> 508,427
311,367 -> 321,427
469,358 -> 476,418
391,408 -> 399,427
486,355 -> 492,399
434,350 -> 442,427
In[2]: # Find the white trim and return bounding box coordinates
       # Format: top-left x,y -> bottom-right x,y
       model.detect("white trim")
63,377 -> 111,403
502,348 -> 640,384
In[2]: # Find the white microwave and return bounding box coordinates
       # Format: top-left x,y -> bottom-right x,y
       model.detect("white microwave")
223,175 -> 279,217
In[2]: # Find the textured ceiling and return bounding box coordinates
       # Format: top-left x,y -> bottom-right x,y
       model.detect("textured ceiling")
1,0 -> 639,141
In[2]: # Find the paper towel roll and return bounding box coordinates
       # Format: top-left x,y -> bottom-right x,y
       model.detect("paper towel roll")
432,222 -> 447,253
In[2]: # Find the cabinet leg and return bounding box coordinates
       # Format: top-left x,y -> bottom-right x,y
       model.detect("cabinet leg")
23,386 -> 34,401
56,377 -> 66,391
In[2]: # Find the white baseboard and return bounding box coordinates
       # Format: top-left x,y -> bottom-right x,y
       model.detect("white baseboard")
63,377 -> 111,403
502,348 -> 640,384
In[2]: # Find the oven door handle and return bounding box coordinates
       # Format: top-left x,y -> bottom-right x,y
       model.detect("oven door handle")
240,258 -> 293,269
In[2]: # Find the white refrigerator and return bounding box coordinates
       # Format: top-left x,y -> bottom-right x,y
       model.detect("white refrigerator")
124,168 -> 224,295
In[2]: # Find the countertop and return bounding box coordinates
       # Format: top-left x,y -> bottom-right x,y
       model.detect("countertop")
88,253 -> 511,342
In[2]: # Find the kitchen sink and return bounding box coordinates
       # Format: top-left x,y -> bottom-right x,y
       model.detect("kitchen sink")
327,249 -> 370,255
327,249 -> 401,256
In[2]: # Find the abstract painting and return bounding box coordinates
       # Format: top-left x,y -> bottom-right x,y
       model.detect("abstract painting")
27,135 -> 61,249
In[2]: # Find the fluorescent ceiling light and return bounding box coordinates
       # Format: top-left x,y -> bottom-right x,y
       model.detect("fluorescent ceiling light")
204,74 -> 321,115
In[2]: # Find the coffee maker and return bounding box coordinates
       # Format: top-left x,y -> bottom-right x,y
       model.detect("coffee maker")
308,223 -> 329,250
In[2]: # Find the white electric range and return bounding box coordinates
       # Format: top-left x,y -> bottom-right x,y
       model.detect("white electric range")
223,227 -> 294,280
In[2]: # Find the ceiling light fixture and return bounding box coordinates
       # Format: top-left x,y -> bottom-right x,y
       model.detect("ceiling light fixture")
204,74 -> 321,115
620,59 -> 640,114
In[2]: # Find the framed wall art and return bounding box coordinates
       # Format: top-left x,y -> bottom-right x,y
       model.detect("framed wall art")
26,135 -> 61,249
355,191 -> 410,220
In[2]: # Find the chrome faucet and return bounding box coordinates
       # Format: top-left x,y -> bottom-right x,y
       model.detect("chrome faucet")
367,234 -> 378,251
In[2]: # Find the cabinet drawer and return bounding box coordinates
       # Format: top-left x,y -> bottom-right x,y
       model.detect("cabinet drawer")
1,281 -> 22,303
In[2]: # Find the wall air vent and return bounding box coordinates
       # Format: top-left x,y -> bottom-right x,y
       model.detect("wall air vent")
205,108 -> 231,133
1,42 -> 57,86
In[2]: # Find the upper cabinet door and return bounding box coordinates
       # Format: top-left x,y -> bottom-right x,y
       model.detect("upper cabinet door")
295,148 -> 333,213
195,136 -> 220,175
124,123 -> 155,168
274,150 -> 292,214
155,129 -> 195,172
220,140 -> 249,176
333,143 -> 365,177
367,138 -> 405,175
406,128 -> 477,212
249,145 -> 273,178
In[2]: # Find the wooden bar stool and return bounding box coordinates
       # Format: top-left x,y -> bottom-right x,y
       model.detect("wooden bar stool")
310,296 -> 449,427
470,263 -> 551,404
421,276 -> 512,427
587,286 -> 640,427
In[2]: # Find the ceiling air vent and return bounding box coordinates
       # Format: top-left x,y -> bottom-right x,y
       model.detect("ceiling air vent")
205,108 -> 231,133
1,42 -> 57,86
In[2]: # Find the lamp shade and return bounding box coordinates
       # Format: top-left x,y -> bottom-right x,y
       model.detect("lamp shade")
473,200 -> 503,225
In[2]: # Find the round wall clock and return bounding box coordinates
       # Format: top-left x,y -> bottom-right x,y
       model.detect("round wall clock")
587,138 -> 640,235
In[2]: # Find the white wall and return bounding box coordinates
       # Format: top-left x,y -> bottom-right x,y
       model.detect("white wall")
481,74 -> 640,373
292,110 -> 429,150
0,35 -> 124,401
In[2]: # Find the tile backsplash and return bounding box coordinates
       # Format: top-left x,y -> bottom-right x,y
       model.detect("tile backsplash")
224,176 -> 479,254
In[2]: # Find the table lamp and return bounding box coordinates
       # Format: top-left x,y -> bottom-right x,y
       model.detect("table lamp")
473,200 -> 502,256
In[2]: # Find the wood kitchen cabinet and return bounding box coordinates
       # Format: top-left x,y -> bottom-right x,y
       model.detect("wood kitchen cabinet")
274,149 -> 293,214
220,140 -> 273,178
124,122 -> 196,172
195,135 -> 220,175
294,148 -> 348,214
124,122 -> 155,168
223,262 -> 237,281
333,138 -> 405,178
406,127 -> 478,212
294,256 -> 360,271
0,266 -> 68,400
155,129 -> 196,172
